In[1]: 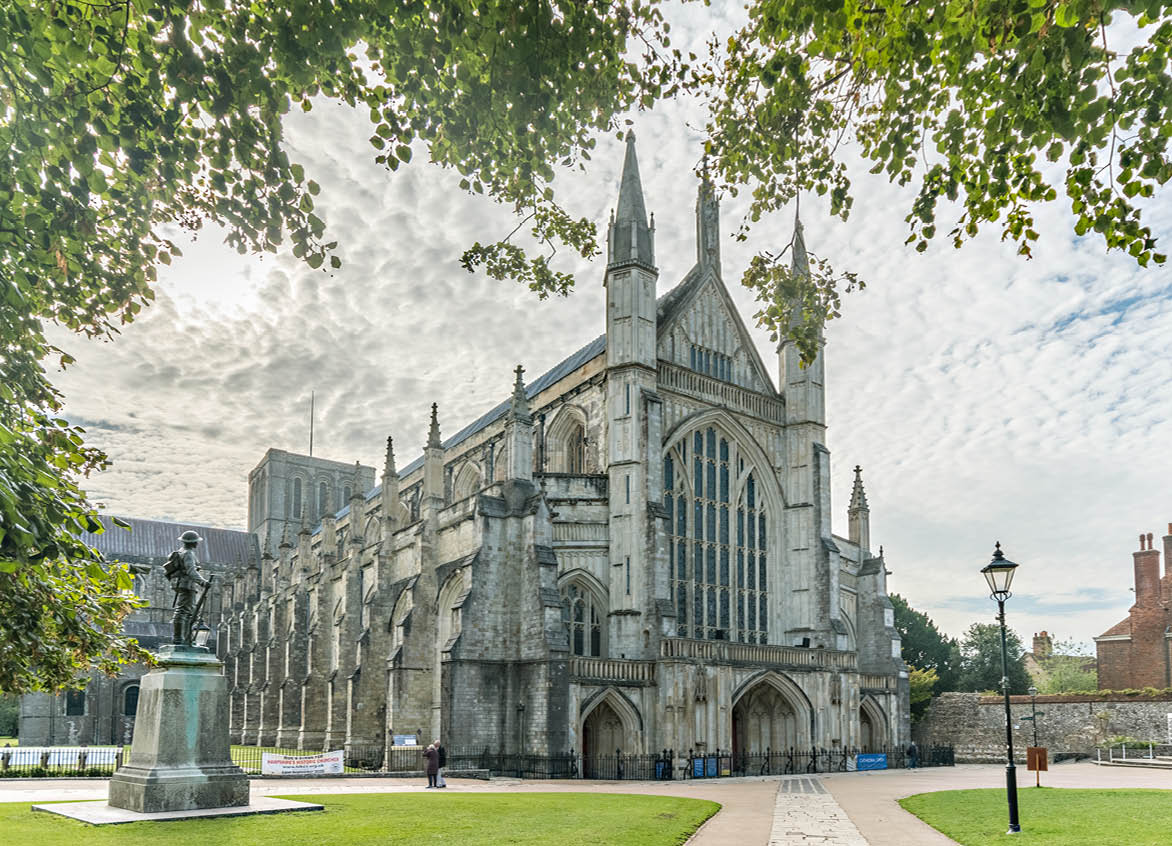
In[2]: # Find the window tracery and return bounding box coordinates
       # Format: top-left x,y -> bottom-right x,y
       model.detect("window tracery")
560,581 -> 603,657
664,424 -> 769,643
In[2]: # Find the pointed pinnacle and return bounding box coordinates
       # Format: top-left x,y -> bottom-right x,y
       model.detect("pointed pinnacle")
279,520 -> 292,548
262,532 -> 273,559
510,364 -> 531,420
383,435 -> 396,476
299,501 -> 310,534
428,403 -> 442,449
849,464 -> 869,511
790,207 -> 809,280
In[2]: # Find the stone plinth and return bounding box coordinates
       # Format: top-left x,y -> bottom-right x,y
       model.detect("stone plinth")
109,645 -> 250,813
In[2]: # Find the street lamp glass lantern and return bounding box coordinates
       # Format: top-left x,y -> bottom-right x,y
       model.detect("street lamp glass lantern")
1028,686 -> 1038,697
193,621 -> 211,649
981,543 -> 1019,598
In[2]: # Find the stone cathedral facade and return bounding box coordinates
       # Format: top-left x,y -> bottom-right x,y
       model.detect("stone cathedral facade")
221,134 -> 909,762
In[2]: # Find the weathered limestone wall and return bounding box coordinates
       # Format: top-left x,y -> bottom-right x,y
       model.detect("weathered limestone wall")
914,691 -> 1172,761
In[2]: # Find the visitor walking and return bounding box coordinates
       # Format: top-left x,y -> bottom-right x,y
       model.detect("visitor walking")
435,738 -> 447,788
424,742 -> 439,788
906,741 -> 919,769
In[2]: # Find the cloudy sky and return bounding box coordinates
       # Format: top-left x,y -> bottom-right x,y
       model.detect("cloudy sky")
48,4 -> 1171,648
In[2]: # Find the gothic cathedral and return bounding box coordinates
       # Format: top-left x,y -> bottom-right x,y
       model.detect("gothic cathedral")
227,133 -> 908,763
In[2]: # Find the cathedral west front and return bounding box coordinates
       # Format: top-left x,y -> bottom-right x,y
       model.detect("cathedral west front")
22,134 -> 908,765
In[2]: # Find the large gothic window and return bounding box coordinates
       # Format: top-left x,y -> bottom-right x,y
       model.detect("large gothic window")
665,425 -> 769,643
561,581 -> 603,657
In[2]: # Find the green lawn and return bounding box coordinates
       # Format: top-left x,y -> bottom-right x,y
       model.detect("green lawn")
11,792 -> 719,845
900,788 -> 1172,846
0,737 -> 16,746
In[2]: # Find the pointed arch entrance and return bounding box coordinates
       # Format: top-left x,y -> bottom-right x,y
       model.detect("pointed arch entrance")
859,697 -> 888,750
731,672 -> 810,773
579,689 -> 641,777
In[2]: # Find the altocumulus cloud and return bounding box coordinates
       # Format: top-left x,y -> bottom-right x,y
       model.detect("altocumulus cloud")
45,2 -> 1172,646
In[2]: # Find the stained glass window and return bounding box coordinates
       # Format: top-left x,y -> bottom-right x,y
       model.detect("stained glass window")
665,425 -> 769,642
561,582 -> 603,657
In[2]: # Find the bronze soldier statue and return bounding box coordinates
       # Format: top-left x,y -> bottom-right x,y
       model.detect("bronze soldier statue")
165,530 -> 211,645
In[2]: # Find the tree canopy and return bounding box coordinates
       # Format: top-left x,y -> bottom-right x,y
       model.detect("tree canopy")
890,594 -> 960,690
3,0 -> 1170,690
956,621 -> 1033,695
0,0 -> 671,691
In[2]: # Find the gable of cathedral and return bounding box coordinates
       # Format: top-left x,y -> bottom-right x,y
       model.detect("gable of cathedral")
656,266 -> 776,396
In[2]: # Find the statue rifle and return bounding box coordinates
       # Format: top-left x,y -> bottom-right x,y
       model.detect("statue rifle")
191,574 -> 215,624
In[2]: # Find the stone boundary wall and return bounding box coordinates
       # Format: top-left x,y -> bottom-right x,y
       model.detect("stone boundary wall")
913,692 -> 1172,762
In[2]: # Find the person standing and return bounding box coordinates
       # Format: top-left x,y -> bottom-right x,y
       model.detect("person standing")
435,738 -> 447,788
907,740 -> 919,769
423,742 -> 439,788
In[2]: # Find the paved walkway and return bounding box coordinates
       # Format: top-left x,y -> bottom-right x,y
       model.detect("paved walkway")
2,761 -> 1170,844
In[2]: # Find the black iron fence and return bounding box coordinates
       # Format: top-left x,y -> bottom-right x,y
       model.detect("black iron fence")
0,742 -> 953,779
723,744 -> 955,777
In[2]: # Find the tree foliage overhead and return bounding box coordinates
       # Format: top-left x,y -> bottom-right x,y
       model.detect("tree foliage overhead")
700,0 -> 1172,337
0,0 -> 673,692
957,621 -> 1033,695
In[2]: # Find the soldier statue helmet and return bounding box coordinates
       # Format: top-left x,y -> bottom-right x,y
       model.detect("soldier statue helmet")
166,529 -> 211,646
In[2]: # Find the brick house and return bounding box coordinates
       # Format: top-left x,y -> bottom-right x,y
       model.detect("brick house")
1094,526 -> 1172,690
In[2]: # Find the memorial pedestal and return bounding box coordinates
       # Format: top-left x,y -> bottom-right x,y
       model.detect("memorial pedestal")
108,645 -> 250,813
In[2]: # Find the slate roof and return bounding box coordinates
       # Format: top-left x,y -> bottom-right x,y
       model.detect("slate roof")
81,514 -> 259,567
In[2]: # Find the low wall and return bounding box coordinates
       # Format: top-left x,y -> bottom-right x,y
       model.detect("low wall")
913,692 -> 1172,762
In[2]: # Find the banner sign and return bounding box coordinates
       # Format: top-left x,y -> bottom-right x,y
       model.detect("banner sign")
856,753 -> 887,771
261,749 -> 344,776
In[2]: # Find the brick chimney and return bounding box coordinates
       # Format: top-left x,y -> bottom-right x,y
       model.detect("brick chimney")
1163,523 -> 1172,602
1032,631 -> 1053,658
1133,531 -> 1161,607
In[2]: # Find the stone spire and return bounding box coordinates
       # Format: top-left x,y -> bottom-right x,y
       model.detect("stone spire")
279,519 -> 292,550
848,465 -> 871,552
509,364 -> 531,422
427,402 -> 442,449
504,365 -> 535,482
791,210 -> 810,281
423,403 -> 445,510
321,490 -> 338,559
381,435 -> 401,539
696,169 -> 720,271
849,465 -> 869,512
607,131 -> 654,268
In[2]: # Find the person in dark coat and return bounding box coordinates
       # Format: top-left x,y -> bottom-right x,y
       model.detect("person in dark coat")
424,743 -> 439,788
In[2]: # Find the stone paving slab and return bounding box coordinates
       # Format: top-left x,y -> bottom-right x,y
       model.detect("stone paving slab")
769,778 -> 868,846
31,796 -> 323,825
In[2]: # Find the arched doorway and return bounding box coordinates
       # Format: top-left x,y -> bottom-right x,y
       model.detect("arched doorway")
732,680 -> 802,774
581,696 -> 635,779
860,698 -> 887,750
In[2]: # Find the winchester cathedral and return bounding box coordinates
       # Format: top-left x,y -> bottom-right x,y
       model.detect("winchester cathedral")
21,135 -> 908,763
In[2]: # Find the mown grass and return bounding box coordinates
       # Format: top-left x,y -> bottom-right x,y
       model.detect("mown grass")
11,792 -> 719,845
900,788 -> 1172,846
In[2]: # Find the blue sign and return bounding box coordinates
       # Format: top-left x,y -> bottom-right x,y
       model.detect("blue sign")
705,756 -> 717,777
692,758 -> 705,778
392,734 -> 418,746
856,753 -> 888,770
655,760 -> 667,780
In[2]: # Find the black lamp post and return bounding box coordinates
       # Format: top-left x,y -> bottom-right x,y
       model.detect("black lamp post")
982,542 -> 1021,834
